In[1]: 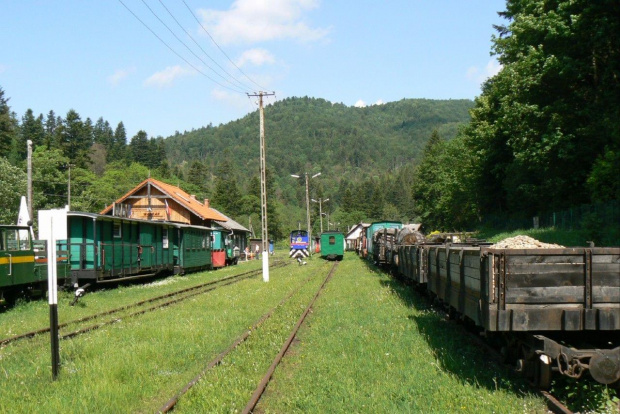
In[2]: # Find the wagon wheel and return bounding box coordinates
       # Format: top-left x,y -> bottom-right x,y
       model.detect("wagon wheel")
536,357 -> 552,390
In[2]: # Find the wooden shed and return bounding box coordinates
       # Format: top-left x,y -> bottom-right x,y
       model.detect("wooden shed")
100,178 -> 227,227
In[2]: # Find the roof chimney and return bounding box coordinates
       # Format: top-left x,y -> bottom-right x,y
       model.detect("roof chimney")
204,199 -> 210,208
190,194 -> 196,200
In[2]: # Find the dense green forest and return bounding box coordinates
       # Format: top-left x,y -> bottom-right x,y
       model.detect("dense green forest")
1,0 -> 618,244
0,90 -> 471,240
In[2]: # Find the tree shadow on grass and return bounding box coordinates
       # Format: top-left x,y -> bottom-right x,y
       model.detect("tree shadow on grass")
377,273 -> 537,398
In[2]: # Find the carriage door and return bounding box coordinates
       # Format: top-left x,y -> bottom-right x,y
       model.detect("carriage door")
139,225 -> 155,270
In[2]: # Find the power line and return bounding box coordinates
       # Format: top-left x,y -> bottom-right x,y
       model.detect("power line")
139,0 -> 248,93
181,0 -> 267,91
117,0 -> 246,94
156,0 -> 253,92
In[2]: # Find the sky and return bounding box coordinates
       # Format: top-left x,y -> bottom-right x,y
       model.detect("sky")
1,0 -> 507,140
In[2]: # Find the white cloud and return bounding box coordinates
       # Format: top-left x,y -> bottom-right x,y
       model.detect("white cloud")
236,48 -> 276,67
197,0 -> 330,45
467,59 -> 502,84
375,99 -> 385,106
212,88 -> 253,110
107,67 -> 136,86
144,66 -> 194,88
354,100 -> 366,108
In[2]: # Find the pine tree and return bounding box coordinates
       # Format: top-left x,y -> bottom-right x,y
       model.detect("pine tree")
59,109 -> 91,168
44,110 -> 57,148
129,130 -> 150,166
93,117 -> 114,154
0,87 -> 17,157
111,122 -> 127,162
21,109 -> 45,147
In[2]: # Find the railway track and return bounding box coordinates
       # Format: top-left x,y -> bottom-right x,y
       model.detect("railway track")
0,262 -> 288,348
243,261 -> 338,413
391,270 -> 577,413
440,309 -> 575,413
157,261 -> 338,413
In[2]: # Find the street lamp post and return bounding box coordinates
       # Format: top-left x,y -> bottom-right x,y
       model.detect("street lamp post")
311,198 -> 329,234
291,172 -> 321,253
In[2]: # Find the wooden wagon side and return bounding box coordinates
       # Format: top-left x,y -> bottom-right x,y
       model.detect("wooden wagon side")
482,247 -> 620,332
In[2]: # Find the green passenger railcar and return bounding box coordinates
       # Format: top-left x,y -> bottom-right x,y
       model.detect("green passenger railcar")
320,231 -> 345,261
38,209 -> 213,286
176,224 -> 212,273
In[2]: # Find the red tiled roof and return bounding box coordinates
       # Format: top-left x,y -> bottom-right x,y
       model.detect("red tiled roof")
100,178 -> 227,221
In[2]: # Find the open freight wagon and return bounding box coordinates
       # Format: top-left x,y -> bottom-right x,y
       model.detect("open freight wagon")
425,244 -> 620,388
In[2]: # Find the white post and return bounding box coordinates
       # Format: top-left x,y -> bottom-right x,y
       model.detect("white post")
46,217 -> 60,379
249,91 -> 274,282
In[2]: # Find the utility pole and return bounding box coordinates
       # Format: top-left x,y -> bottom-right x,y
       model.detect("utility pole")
291,172 -> 321,254
312,197 -> 329,234
27,140 -> 33,221
248,91 -> 275,282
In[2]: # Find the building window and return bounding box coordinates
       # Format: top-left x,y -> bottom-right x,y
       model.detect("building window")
113,222 -> 122,238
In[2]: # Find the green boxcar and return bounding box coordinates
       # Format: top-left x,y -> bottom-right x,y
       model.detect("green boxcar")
320,231 -> 344,261
365,221 -> 402,261
177,225 -> 212,273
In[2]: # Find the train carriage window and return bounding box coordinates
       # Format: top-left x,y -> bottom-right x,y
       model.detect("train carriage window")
113,222 -> 122,238
202,234 -> 207,249
162,228 -> 169,249
329,236 -> 335,245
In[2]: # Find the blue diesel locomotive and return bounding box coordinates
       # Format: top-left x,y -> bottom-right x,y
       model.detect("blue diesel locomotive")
289,230 -> 309,260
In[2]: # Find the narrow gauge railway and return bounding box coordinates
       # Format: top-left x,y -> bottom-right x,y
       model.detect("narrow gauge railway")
0,262 -> 288,348
0,206 -> 246,306
158,264 -> 328,412
243,261 -> 338,413
359,221 -> 620,389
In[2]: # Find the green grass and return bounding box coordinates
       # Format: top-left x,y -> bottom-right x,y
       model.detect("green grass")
0,258 -> 263,338
1,251 -> 615,413
0,256 -> 319,413
258,254 -> 547,413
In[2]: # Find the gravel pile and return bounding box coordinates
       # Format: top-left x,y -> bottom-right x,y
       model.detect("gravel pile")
490,235 -> 564,249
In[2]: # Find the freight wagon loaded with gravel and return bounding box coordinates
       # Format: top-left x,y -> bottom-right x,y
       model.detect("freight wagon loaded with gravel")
397,236 -> 620,388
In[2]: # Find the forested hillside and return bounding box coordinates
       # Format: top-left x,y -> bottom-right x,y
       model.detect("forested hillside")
164,97 -> 472,205
162,97 -> 472,238
0,89 -> 472,239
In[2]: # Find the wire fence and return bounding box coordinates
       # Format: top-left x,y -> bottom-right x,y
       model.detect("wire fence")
535,200 -> 619,231
480,200 -> 619,246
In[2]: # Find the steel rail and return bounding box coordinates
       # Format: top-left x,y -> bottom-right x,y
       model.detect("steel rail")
157,269 -> 319,413
61,274 -> 254,340
242,261 -> 339,414
0,262 -> 288,347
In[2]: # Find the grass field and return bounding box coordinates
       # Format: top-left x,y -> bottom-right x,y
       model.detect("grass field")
0,251 -> 615,412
